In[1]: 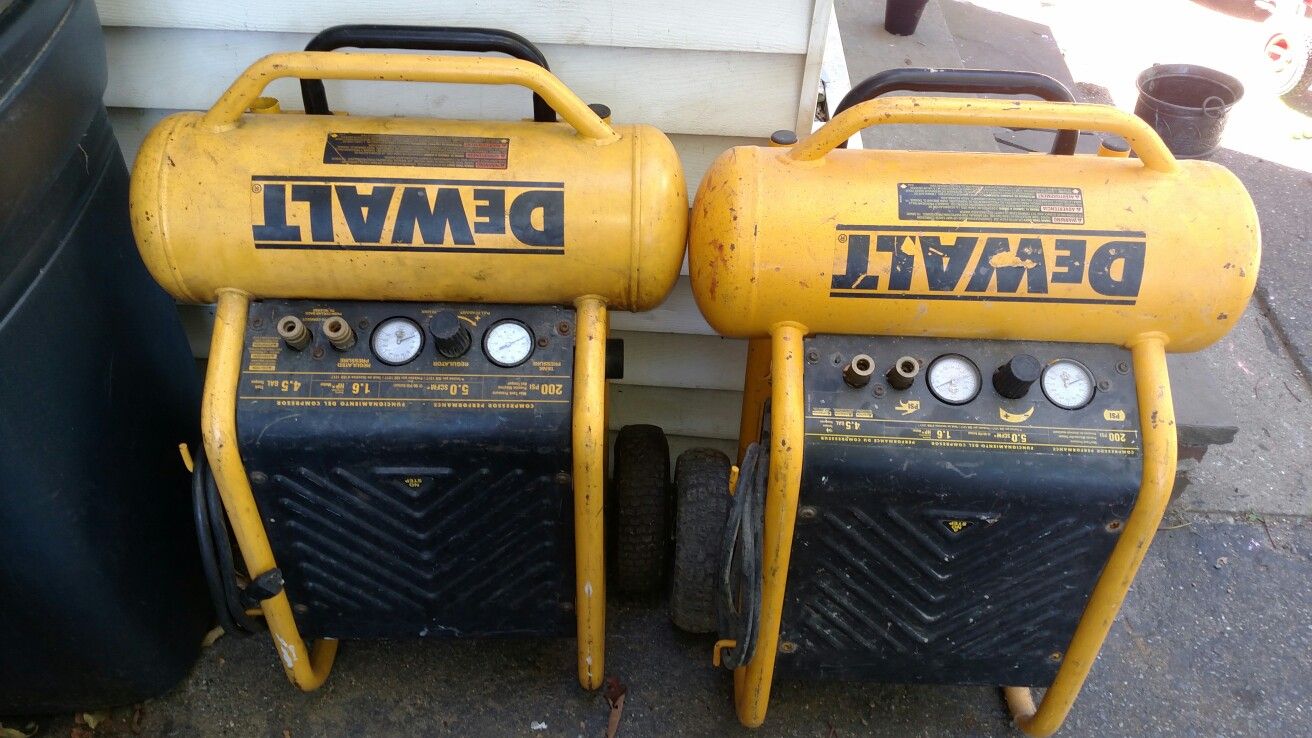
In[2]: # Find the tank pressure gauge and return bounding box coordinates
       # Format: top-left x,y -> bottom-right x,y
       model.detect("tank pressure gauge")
927,354 -> 981,405
484,320 -> 534,367
371,317 -> 424,365
1042,359 -> 1096,410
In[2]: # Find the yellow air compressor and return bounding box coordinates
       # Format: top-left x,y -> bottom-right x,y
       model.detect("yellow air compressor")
130,26 -> 687,691
674,69 -> 1260,734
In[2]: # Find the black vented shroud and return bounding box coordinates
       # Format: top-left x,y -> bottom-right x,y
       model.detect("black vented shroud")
237,300 -> 575,640
778,336 -> 1141,686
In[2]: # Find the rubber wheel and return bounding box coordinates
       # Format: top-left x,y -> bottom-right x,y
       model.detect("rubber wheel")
1262,18 -> 1312,98
610,424 -> 672,596
670,447 -> 732,633
1281,48 -> 1312,104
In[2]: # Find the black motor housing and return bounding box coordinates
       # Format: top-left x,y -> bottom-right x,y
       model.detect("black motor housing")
237,300 -> 576,640
777,336 -> 1140,686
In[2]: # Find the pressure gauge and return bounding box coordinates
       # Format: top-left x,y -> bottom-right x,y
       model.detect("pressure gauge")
371,317 -> 424,365
1042,359 -> 1096,410
927,354 -> 981,405
483,320 -> 534,367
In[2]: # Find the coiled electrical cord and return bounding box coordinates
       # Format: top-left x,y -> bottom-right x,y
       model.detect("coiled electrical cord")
191,450 -> 262,635
715,442 -> 767,669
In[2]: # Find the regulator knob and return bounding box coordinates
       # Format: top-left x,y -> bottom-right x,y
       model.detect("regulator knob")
993,354 -> 1042,399
428,311 -> 472,358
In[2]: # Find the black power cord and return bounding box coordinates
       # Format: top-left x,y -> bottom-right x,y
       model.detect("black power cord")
716,442 -> 767,670
191,450 -> 263,635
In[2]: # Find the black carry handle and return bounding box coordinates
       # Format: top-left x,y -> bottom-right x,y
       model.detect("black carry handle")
833,68 -> 1080,154
300,25 -> 555,121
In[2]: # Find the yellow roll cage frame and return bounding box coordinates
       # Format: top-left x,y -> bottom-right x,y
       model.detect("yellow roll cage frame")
707,98 -> 1197,737
204,290 -> 612,691
726,327 -> 1174,737
188,51 -> 632,693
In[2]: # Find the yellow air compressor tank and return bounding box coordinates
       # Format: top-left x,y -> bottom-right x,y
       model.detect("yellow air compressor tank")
132,52 -> 687,309
690,97 -> 1258,351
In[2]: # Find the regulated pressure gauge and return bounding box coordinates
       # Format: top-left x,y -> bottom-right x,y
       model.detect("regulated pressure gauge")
483,320 -> 534,367
1042,359 -> 1096,410
926,354 -> 981,405
371,317 -> 424,365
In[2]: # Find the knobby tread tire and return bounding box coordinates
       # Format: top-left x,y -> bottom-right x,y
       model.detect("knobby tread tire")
611,424 -> 672,596
670,447 -> 732,633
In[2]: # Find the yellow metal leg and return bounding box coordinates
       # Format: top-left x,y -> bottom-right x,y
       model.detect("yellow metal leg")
572,295 -> 608,690
1011,333 -> 1176,736
737,337 -> 773,463
204,289 -> 337,690
733,322 -> 808,728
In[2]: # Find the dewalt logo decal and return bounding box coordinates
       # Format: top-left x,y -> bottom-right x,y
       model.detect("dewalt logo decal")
830,224 -> 1145,306
250,176 -> 565,255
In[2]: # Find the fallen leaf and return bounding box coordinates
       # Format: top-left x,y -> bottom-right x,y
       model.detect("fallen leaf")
603,676 -> 628,738
604,694 -> 625,738
201,627 -> 225,648
130,705 -> 145,735
529,721 -> 547,731
79,713 -> 109,731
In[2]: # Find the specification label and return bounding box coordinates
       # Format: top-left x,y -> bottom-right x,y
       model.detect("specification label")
897,182 -> 1085,225
323,132 -> 510,169
240,370 -> 568,411
806,415 -> 1139,456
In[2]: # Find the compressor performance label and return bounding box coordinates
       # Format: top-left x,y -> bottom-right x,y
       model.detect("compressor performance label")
239,367 -> 569,411
323,132 -> 510,169
897,183 -> 1085,225
806,414 -> 1139,457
